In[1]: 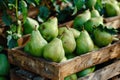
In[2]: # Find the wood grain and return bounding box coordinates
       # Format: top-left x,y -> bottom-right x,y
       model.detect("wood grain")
8,41 -> 120,80
78,60 -> 120,80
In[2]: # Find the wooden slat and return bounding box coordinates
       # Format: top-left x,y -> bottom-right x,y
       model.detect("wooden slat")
78,60 -> 120,80
10,68 -> 47,80
10,70 -> 26,80
8,41 -> 120,80
104,16 -> 120,23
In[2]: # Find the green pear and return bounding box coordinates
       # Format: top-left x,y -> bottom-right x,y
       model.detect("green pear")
73,10 -> 91,31
60,57 -> 67,62
118,2 -> 120,8
24,29 -> 47,57
39,17 -> 58,42
84,16 -> 103,33
58,27 -> 76,55
93,29 -> 113,47
105,2 -> 120,17
86,0 -> 97,9
23,17 -> 39,34
91,8 -> 100,17
66,53 -> 76,59
93,45 -> 99,51
69,28 -> 80,39
0,54 -> 10,76
76,30 -> 94,55
43,38 -> 65,62
77,66 -> 95,77
65,73 -> 77,80
110,0 -> 118,4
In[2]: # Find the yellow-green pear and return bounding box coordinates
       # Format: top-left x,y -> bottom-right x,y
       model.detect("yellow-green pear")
39,17 -> 58,42
43,38 -> 65,62
76,30 -> 94,55
24,29 -> 47,57
23,17 -> 39,34
58,27 -> 76,55
73,10 -> 91,31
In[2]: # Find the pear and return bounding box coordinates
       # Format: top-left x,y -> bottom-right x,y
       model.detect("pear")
69,28 -> 80,39
118,2 -> 120,8
91,8 -> 100,17
24,28 -> 47,57
86,0 -> 97,9
60,57 -> 67,62
39,17 -> 58,42
93,29 -> 113,47
43,38 -> 65,62
77,66 -> 95,77
23,17 -> 39,34
93,45 -> 99,51
73,10 -> 91,31
76,30 -> 94,55
66,53 -> 76,59
58,27 -> 76,55
65,73 -> 77,80
105,2 -> 120,17
84,16 -> 103,33
110,0 -> 118,4
0,54 -> 10,76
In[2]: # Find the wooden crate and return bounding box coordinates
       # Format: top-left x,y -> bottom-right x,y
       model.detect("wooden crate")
8,15 -> 120,80
8,39 -> 120,80
10,59 -> 120,80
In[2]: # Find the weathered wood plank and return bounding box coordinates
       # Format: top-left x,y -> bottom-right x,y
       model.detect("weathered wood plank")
8,41 -> 120,80
104,16 -> 120,23
78,60 -> 120,80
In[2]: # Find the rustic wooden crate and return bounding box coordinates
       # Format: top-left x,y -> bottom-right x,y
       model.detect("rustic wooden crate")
10,59 -> 120,80
8,39 -> 120,80
7,15 -> 120,80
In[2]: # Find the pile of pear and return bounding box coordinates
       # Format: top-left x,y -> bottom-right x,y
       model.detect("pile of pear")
22,9 -> 118,80
23,7 -> 116,62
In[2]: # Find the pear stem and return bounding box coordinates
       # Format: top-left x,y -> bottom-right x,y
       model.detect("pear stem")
92,6 -> 95,10
66,25 -> 70,30
34,25 -> 37,31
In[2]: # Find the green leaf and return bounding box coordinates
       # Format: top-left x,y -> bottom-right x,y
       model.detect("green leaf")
73,0 -> 85,10
38,6 -> 50,22
97,24 -> 118,34
34,0 -> 40,5
19,0 -> 28,23
2,11 -> 12,26
94,0 -> 104,15
7,35 -> 18,49
26,0 -> 40,5
10,24 -> 17,33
